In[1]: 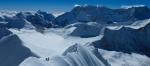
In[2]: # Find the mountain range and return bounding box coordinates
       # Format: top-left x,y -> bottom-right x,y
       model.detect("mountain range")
0,5 -> 150,66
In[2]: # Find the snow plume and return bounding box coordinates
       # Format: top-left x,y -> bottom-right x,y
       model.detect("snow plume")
52,12 -> 65,17
121,5 -> 145,9
74,4 -> 89,7
74,4 -> 81,7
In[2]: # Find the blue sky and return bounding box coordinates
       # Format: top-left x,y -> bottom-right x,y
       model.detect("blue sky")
0,0 -> 149,13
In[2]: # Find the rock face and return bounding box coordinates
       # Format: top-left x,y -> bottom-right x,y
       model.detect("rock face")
93,19 -> 150,57
53,5 -> 150,27
0,30 -> 37,66
68,22 -> 103,37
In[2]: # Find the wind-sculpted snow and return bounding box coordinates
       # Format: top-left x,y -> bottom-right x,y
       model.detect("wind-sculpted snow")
99,49 -> 150,66
53,5 -> 150,27
62,44 -> 109,66
20,44 -> 109,66
20,44 -> 150,66
93,19 -> 150,57
0,34 -> 37,66
19,57 -> 52,66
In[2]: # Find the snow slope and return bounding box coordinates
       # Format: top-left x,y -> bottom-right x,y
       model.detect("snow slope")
10,28 -> 101,57
19,44 -> 150,66
19,57 -> 51,66
0,34 -> 36,66
20,44 -> 107,66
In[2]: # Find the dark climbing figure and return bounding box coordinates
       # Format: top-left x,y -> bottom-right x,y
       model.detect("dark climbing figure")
45,57 -> 50,61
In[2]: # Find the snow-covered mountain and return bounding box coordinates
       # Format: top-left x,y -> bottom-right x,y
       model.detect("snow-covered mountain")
0,5 -> 150,66
93,19 -> 150,57
53,5 -> 150,27
0,10 -> 55,29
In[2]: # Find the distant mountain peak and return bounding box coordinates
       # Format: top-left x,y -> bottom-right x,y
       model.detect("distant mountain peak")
54,5 -> 150,27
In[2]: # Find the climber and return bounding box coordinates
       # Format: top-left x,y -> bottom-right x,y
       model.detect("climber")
45,57 -> 50,61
